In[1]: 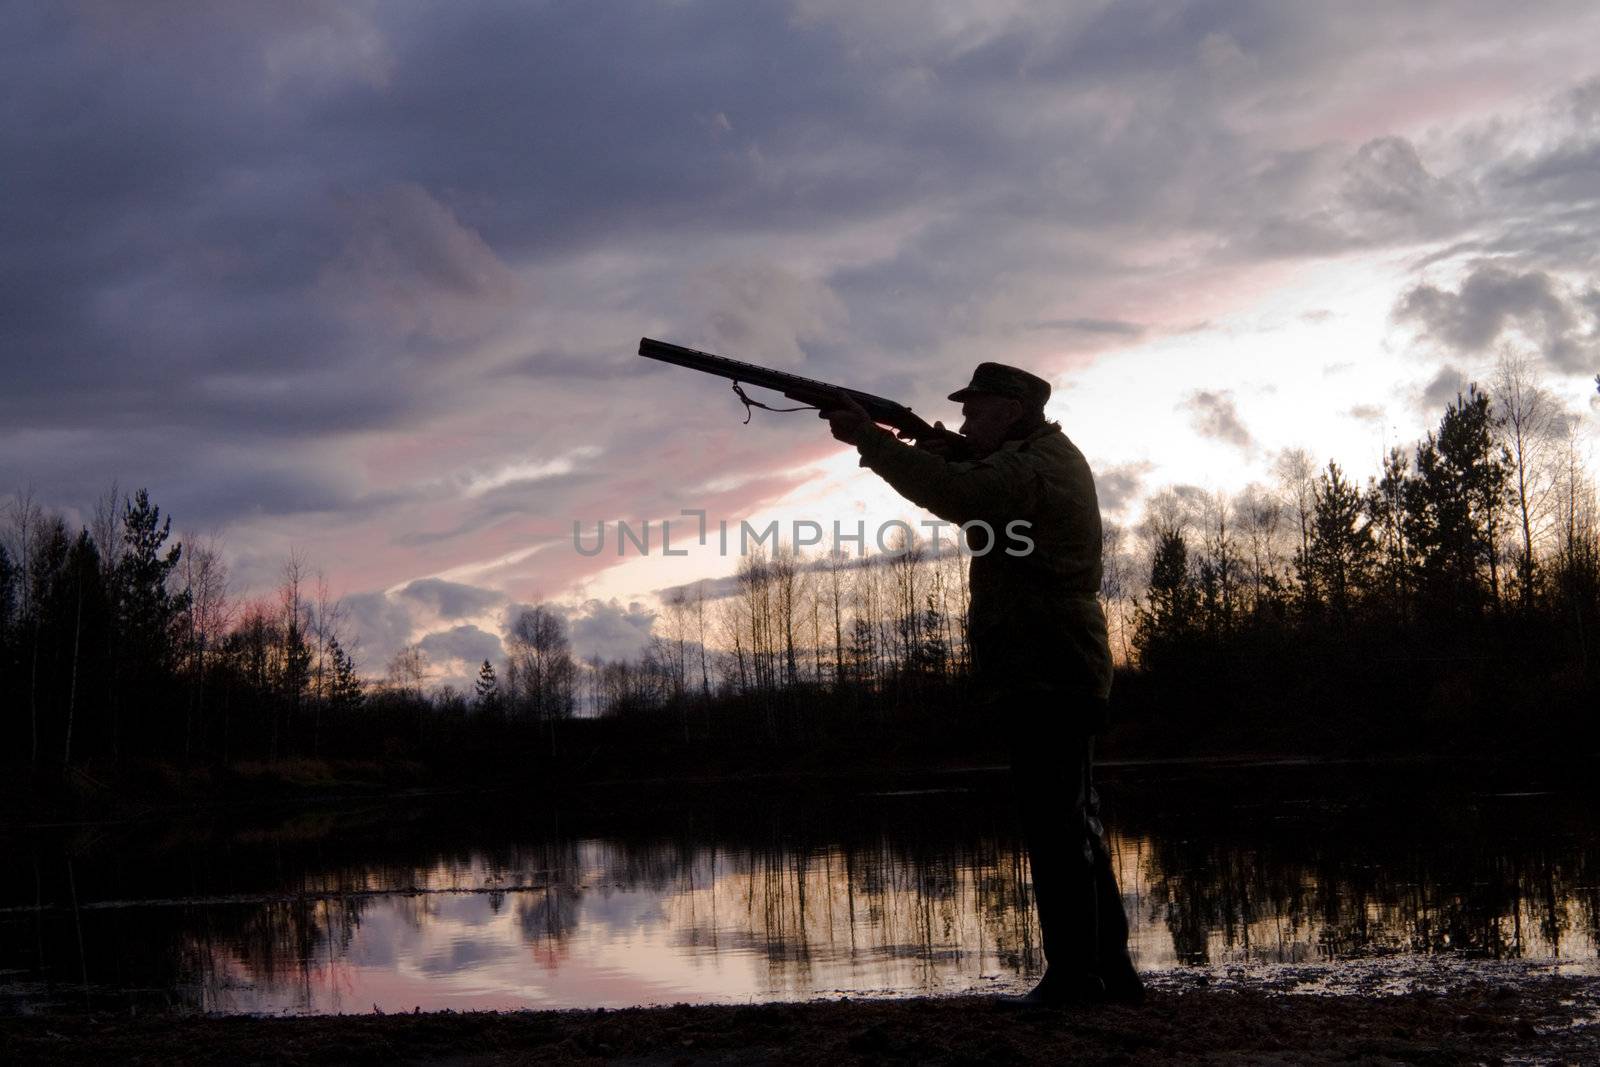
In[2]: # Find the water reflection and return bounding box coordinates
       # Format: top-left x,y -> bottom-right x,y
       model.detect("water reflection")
179,837 -> 1046,1013
4,769 -> 1598,1014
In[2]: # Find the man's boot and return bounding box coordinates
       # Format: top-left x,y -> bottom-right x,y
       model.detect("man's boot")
1098,963 -> 1146,1005
996,969 -> 1108,1009
997,966 -> 1144,1009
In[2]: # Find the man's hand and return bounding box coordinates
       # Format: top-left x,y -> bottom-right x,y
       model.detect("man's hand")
818,390 -> 876,445
916,421 -> 963,458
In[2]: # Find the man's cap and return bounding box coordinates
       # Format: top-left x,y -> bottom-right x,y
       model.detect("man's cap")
947,362 -> 1051,409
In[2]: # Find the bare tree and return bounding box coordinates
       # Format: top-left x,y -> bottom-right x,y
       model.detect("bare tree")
89,481 -> 124,578
586,652 -> 603,717
1492,349 -> 1561,609
4,488 -> 42,762
733,553 -> 777,696
769,546 -> 803,686
1233,483 -> 1284,616
884,526 -> 925,676
1196,489 -> 1240,632
1274,448 -> 1317,599
86,483 -> 125,760
275,552 -> 313,757
690,579 -> 712,701
1134,486 -> 1193,599
309,570 -> 346,755
506,606 -> 577,737
850,553 -> 887,692
1101,522 -> 1136,665
386,644 -> 430,697
806,564 -> 825,686
938,537 -> 971,676
824,549 -> 850,691
178,532 -> 231,758
1553,424 -> 1599,554
715,590 -> 750,693
662,587 -> 691,701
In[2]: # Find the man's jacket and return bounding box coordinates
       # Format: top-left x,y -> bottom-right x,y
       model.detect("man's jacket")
856,423 -> 1113,707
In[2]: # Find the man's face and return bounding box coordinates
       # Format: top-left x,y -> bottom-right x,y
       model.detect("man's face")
957,394 -> 1023,454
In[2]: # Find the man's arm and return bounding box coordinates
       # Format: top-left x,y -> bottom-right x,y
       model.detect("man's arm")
819,390 -> 1041,524
853,427 -> 1041,526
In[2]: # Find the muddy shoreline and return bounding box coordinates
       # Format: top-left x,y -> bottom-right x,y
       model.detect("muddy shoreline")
6,974 -> 1599,1065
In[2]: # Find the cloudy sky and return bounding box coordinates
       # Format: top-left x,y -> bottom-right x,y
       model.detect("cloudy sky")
5,1 -> 1599,687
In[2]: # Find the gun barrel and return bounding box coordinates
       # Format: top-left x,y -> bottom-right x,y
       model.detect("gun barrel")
638,337 -> 937,439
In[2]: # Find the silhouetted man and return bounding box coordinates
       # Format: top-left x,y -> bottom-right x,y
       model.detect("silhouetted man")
820,364 -> 1142,1006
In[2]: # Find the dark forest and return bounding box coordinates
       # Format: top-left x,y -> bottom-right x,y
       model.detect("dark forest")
5,371 -> 1598,794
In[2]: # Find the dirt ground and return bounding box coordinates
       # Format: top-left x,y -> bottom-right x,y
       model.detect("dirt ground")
5,974 -> 1598,1066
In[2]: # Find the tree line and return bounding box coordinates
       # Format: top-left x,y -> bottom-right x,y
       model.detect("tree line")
418,538 -> 977,773
0,485 -> 370,770
521,355 -> 1600,761
1111,357 -> 1600,755
5,359 -> 1597,778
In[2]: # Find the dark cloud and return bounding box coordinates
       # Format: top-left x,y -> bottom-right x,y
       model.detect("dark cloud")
398,578 -> 505,620
1233,133 -> 1470,258
417,624 -> 504,667
565,600 -> 658,664
1419,366 -> 1468,415
319,183 -> 519,343
1428,76 -> 1600,284
345,591 -> 502,686
1095,462 -> 1153,516
1485,77 -> 1600,254
1394,264 -> 1599,371
654,575 -> 743,605
684,263 -> 848,371
1183,391 -> 1254,451
342,591 -> 416,673
500,599 -> 657,663
1338,137 -> 1462,233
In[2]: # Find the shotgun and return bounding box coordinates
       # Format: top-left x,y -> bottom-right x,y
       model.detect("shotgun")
638,337 -> 968,454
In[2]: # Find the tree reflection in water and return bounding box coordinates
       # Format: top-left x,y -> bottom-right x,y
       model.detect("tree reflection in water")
4,770 -> 1597,1014
1126,768 -> 1600,968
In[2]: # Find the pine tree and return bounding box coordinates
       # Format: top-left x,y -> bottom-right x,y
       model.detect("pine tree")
111,490 -> 188,756
846,616 -> 876,688
1403,388 -> 1512,614
1136,530 -> 1197,659
916,596 -> 950,679
1365,448 -> 1413,622
474,658 -> 503,716
1147,530 -> 1196,632
1302,462 -> 1374,620
117,489 -> 187,657
326,637 -> 363,712
281,616 -> 312,710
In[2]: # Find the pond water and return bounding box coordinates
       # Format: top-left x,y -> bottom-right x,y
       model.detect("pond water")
3,761 -> 1597,1014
